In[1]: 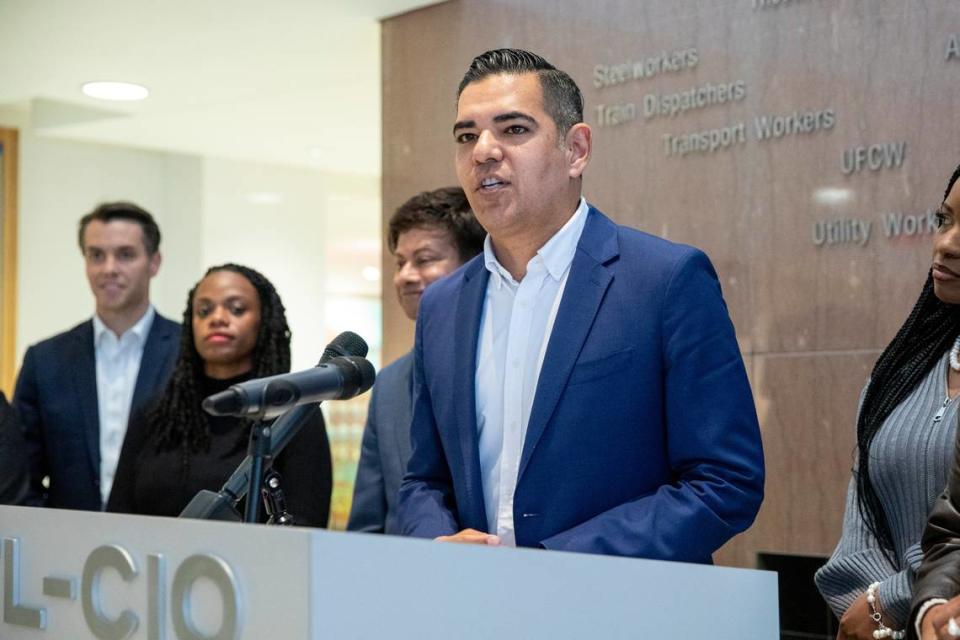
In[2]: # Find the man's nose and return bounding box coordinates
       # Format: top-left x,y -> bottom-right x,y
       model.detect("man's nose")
397,262 -> 420,283
473,130 -> 503,164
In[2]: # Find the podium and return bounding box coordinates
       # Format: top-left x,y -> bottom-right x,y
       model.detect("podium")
0,505 -> 778,639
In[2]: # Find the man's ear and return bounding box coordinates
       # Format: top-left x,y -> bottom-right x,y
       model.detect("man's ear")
149,250 -> 162,277
566,123 -> 592,179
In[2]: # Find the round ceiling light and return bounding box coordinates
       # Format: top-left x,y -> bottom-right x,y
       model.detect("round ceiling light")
81,81 -> 150,101
361,266 -> 381,282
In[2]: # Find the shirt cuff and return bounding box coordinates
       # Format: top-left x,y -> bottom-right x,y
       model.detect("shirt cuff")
914,598 -> 949,639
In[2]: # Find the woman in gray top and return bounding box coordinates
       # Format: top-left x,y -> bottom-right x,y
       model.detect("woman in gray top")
816,162 -> 960,640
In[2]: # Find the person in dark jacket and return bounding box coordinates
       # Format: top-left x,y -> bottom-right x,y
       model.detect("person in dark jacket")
0,391 -> 28,505
14,202 -> 179,510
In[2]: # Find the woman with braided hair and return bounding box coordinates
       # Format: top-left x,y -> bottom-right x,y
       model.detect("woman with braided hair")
815,164 -> 960,640
107,264 -> 332,526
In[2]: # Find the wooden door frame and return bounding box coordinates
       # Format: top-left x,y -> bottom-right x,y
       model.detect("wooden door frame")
1,127 -> 19,397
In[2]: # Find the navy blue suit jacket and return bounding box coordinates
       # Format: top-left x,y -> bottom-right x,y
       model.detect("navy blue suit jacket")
0,392 -> 28,505
397,207 -> 764,561
13,314 -> 180,510
347,352 -> 414,534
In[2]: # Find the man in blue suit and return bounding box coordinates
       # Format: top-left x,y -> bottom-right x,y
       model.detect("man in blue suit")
348,187 -> 485,534
14,202 -> 179,510
397,49 -> 764,560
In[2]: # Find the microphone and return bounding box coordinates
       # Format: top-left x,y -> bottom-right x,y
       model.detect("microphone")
201,330 -> 369,419
320,330 -> 368,363
202,356 -> 375,419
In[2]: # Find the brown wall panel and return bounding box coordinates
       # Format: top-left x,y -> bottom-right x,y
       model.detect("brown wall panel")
382,0 -> 960,566
716,351 -> 875,567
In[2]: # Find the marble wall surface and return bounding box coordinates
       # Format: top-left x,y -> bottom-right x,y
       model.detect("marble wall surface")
381,0 -> 960,565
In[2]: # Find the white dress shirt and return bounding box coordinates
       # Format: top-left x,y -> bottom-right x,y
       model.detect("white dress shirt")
93,305 -> 155,505
475,198 -> 589,545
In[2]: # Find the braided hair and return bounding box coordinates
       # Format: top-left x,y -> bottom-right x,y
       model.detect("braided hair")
856,163 -> 960,558
152,263 -> 291,453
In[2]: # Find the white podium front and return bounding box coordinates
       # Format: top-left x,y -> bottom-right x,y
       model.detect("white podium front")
0,505 -> 778,639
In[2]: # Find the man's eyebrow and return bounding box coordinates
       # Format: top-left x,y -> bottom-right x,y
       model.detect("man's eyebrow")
452,112 -> 538,135
944,202 -> 956,215
492,111 -> 537,125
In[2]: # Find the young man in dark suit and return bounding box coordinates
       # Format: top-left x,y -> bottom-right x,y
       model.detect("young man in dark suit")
14,202 -> 180,510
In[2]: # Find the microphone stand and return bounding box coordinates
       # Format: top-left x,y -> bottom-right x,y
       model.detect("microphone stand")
178,403 -> 319,522
262,469 -> 294,526
243,421 -> 273,523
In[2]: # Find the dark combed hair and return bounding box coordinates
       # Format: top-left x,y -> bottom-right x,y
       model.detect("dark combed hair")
387,186 -> 485,260
152,263 -> 291,453
457,48 -> 584,137
856,162 -> 960,557
78,201 -> 161,255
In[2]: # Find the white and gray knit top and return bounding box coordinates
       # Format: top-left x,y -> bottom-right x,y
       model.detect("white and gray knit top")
815,351 -> 959,626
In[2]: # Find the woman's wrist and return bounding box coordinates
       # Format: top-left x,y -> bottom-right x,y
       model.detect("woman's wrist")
866,582 -> 906,639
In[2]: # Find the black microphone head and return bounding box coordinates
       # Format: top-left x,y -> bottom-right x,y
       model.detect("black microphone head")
329,355 -> 376,398
353,357 -> 376,394
202,389 -> 244,416
320,331 -> 368,364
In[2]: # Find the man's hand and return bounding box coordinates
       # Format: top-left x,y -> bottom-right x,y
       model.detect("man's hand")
922,598 -> 960,639
920,602 -> 944,640
836,592 -> 896,640
435,528 -> 501,545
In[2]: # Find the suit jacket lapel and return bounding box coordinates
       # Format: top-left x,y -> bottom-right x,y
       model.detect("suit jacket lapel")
519,208 -> 619,480
131,316 -> 175,412
392,352 -> 415,470
452,259 -> 489,525
72,321 -> 101,478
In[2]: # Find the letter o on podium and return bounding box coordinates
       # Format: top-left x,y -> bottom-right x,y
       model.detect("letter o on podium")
171,554 -> 240,640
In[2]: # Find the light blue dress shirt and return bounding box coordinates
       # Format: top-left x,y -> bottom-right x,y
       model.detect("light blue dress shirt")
475,198 -> 589,545
92,305 -> 155,504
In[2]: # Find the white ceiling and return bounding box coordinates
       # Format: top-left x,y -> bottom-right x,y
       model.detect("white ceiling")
0,0 -> 445,176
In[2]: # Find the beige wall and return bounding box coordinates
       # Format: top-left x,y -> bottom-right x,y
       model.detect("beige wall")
11,120 -> 204,359
3,110 -> 381,374
381,0 -> 960,566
